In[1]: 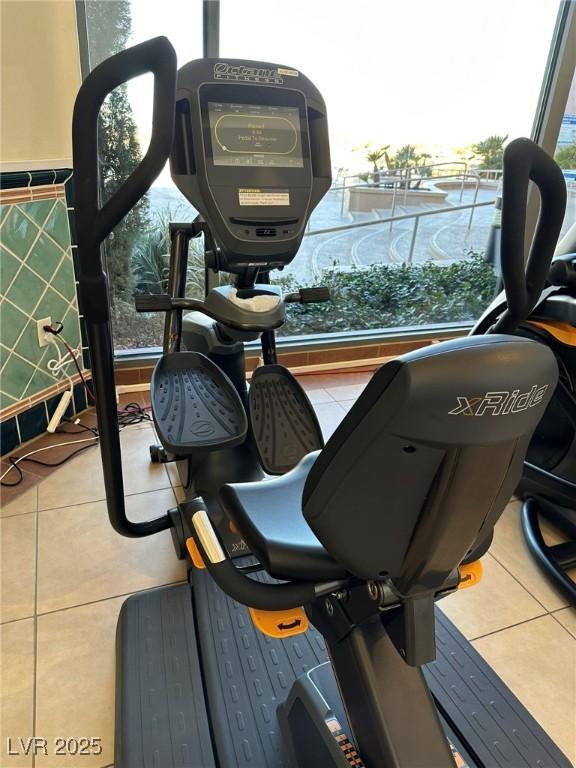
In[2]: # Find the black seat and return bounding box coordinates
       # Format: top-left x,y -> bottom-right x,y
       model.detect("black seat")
220,452 -> 347,580
222,336 -> 558,592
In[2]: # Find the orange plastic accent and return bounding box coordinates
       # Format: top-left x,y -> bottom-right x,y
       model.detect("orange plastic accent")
458,560 -> 483,590
186,537 -> 206,569
249,606 -> 309,638
529,320 -> 576,347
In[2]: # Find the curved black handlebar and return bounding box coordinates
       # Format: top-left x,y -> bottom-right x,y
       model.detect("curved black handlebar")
72,37 -> 177,538
493,137 -> 567,333
73,36 -> 176,262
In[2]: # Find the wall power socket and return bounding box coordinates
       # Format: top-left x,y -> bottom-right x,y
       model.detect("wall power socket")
36,317 -> 52,347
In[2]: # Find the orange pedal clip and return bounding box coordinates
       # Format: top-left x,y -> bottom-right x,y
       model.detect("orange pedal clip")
249,606 -> 309,638
458,560 -> 483,590
529,320 -> 576,347
186,537 -> 206,569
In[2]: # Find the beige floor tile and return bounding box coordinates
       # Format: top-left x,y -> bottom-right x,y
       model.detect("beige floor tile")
0,486 -> 38,519
297,374 -> 336,390
173,484 -> 186,504
490,499 -> 573,611
553,607 -> 576,639
304,387 -> 335,405
1,513 -> 36,623
37,488 -> 187,613
119,426 -> 171,495
35,597 -> 124,768
325,382 -> 368,401
0,618 -> 35,768
165,458 -> 184,488
314,401 -> 347,440
473,615 -> 576,764
439,554 -> 545,639
37,426 -> 171,511
36,444 -> 104,511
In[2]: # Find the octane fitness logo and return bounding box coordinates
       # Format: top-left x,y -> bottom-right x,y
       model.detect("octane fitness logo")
448,385 -> 549,416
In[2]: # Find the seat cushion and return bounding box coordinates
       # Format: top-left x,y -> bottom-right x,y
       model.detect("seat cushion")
220,452 -> 347,581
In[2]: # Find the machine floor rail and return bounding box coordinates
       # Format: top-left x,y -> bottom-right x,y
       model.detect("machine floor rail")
151,351 -> 247,455
424,610 -> 571,768
116,578 -> 571,768
115,583 -> 216,768
249,364 -> 324,474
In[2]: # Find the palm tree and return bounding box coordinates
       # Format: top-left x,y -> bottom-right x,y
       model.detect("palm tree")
384,145 -> 432,188
363,144 -> 390,185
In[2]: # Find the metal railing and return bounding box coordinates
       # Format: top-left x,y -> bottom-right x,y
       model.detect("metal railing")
304,198 -> 496,267
336,161 -> 470,212
476,168 -> 503,182
338,166 -> 479,218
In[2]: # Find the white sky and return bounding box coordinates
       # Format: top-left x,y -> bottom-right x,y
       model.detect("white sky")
126,0 -> 560,180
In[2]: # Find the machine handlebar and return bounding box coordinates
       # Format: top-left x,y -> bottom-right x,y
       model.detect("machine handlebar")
73,36 -> 176,253
494,138 -> 567,333
71,38 -> 177,539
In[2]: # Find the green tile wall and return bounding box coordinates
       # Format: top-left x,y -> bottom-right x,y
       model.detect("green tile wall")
0,197 -> 82,413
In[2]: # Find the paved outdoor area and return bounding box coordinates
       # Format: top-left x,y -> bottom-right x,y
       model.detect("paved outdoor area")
150,177 -> 576,285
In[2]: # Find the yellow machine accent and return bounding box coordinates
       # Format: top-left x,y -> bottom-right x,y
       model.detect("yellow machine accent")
249,606 -> 309,638
458,560 -> 483,590
186,536 -> 206,569
529,319 -> 576,346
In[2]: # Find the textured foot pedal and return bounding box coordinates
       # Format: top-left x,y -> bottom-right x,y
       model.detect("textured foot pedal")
249,364 -> 324,474
151,352 -> 247,456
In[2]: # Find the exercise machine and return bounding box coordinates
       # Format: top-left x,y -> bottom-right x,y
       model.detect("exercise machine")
72,37 -> 572,768
474,141 -> 575,604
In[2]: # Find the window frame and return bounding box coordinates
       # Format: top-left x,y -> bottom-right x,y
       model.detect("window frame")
75,0 -> 575,364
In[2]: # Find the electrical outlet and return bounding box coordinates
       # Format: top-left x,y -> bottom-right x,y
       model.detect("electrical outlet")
37,317 -> 52,347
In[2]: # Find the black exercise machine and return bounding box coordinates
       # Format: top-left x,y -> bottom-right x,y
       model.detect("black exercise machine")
474,141 -> 576,604
72,37 -> 572,768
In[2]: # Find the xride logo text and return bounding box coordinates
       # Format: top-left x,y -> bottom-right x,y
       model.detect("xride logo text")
213,63 -> 284,83
448,385 -> 549,416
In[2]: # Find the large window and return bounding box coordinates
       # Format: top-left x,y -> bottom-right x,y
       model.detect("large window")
554,65 -> 576,245
82,0 -> 563,351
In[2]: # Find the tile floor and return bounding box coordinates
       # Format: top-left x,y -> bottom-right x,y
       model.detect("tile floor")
1,371 -> 575,767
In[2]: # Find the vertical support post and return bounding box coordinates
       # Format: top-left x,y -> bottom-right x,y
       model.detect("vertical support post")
341,176 -> 347,217
203,0 -> 220,58
468,177 -> 481,231
403,166 -> 410,206
163,225 -> 193,354
390,180 -> 398,232
308,602 -> 454,768
408,216 -> 420,264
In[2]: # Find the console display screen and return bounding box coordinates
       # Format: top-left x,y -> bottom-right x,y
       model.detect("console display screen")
208,102 -> 303,168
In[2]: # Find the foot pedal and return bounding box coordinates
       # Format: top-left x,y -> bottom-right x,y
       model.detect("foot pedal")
151,352 -> 247,456
249,364 -> 324,474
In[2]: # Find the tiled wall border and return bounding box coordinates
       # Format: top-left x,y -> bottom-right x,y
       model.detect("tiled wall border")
0,183 -> 67,205
0,370 -> 89,422
1,169 -> 92,458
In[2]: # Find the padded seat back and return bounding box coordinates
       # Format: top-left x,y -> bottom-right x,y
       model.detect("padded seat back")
302,335 -> 558,595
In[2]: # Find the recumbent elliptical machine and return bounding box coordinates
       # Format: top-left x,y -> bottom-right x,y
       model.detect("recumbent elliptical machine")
73,36 -> 571,768
475,185 -> 576,604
